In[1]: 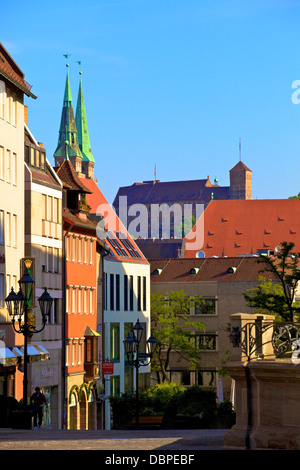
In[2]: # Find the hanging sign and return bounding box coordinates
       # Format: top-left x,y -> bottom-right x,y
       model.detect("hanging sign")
102,362 -> 114,375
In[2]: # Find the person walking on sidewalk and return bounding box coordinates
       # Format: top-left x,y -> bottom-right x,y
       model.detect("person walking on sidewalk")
30,387 -> 47,428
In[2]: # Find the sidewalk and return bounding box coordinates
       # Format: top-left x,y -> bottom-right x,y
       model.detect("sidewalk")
0,428 -> 229,450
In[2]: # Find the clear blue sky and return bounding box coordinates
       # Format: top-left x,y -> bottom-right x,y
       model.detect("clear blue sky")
2,0 -> 300,204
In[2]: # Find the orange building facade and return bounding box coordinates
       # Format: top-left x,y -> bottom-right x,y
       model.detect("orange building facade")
56,160 -> 104,430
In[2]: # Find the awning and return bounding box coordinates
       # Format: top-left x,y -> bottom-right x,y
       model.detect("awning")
0,345 -> 50,368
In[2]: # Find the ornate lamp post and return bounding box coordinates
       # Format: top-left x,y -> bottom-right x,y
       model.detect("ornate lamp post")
5,259 -> 53,409
123,319 -> 156,427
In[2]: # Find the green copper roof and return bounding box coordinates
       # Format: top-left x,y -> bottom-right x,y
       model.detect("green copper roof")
75,75 -> 95,163
54,67 -> 82,160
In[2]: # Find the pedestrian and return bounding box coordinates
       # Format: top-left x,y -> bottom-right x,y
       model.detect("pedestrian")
30,387 -> 47,429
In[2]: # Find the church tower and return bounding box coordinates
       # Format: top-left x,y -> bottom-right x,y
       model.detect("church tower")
229,161 -> 252,200
54,64 -> 84,176
75,72 -> 96,181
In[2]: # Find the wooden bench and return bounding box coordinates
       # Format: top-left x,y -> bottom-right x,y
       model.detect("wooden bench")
130,416 -> 163,428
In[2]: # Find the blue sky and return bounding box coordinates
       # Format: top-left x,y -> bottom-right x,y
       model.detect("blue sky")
2,0 -> 300,204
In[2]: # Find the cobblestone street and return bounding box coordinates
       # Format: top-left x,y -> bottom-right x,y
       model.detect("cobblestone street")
0,428 -> 228,451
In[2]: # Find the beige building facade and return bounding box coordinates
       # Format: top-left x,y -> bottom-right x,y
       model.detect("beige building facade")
0,43 -> 36,399
150,257 -> 278,398
24,124 -> 63,429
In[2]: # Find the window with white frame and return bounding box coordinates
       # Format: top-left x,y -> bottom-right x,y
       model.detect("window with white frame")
0,81 -> 5,120
12,152 -> 17,185
6,149 -> 11,183
6,212 -> 11,246
0,146 -> 4,180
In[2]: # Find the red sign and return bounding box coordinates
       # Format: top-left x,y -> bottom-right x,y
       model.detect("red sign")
102,362 -> 114,375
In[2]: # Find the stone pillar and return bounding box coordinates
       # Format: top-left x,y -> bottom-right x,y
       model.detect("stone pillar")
224,313 -> 300,450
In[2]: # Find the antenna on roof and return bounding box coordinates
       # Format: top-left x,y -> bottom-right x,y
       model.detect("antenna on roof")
154,164 -> 157,182
239,138 -> 241,161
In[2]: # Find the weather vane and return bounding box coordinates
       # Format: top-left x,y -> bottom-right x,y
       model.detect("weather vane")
63,54 -> 71,67
77,61 -> 82,75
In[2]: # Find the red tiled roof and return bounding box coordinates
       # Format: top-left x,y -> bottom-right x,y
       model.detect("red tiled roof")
55,160 -> 92,193
150,257 -> 278,283
80,178 -> 148,263
184,199 -> 300,258
0,43 -> 36,98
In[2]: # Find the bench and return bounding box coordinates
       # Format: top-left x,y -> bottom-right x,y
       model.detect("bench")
130,416 -> 163,428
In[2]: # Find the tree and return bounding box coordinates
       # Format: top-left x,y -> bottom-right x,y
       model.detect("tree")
150,289 -> 206,383
244,241 -> 300,322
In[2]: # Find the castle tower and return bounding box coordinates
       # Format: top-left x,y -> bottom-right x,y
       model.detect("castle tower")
75,73 -> 96,181
229,161 -> 252,200
54,65 -> 84,175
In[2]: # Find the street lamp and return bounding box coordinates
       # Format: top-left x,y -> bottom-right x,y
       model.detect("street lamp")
5,259 -> 53,410
123,319 -> 156,427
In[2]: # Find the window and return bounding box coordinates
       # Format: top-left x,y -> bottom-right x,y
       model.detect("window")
104,272 -> 107,310
110,273 -> 114,310
84,238 -> 88,263
85,338 -> 93,363
170,370 -> 191,386
116,274 -> 120,311
12,214 -> 17,248
65,342 -> 70,366
129,275 -> 134,311
66,287 -> 70,313
78,341 -> 83,365
0,210 -> 4,245
54,248 -> 59,273
0,273 -> 4,307
78,288 -> 82,313
143,276 -> 147,311
194,299 -> 217,315
194,333 -> 218,351
124,275 -> 128,311
110,376 -> 120,396
90,239 -> 94,264
12,153 -> 17,185
137,276 -> 141,311
0,81 -> 5,119
0,146 -> 4,180
66,235 -> 70,261
197,370 -> 217,388
47,246 -> 53,272
78,237 -> 82,262
72,287 -> 77,313
89,289 -> 94,314
72,236 -> 76,262
6,212 -> 11,246
72,342 -> 77,365
6,150 -> 11,183
110,323 -> 120,362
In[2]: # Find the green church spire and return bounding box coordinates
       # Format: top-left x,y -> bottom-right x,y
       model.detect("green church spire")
54,65 -> 82,161
75,73 -> 95,163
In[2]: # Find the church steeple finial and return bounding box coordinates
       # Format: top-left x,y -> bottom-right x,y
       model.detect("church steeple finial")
54,59 -> 83,170
75,66 -> 95,165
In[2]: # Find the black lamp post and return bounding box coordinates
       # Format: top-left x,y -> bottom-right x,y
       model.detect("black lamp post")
123,319 -> 156,427
5,259 -> 53,409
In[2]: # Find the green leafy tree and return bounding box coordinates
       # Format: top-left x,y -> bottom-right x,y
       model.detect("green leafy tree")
150,289 -> 206,383
244,241 -> 300,322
